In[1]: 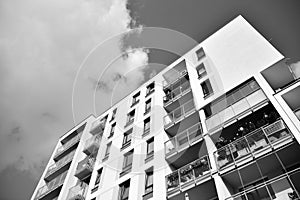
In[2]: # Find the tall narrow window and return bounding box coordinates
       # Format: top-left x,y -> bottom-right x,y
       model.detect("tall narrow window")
196,63 -> 207,79
108,122 -> 116,138
110,108 -> 117,122
146,137 -> 154,156
143,117 -> 151,136
95,168 -> 103,186
103,142 -> 112,160
196,47 -> 205,60
119,180 -> 130,200
146,82 -> 155,97
125,110 -> 135,127
145,168 -> 153,195
201,79 -> 213,98
120,150 -> 133,177
144,99 -> 151,114
122,128 -> 133,149
131,91 -> 140,107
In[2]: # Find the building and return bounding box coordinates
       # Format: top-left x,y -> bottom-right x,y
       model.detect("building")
31,16 -> 300,200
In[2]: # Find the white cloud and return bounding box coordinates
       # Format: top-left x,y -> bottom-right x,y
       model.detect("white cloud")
0,0 -> 148,177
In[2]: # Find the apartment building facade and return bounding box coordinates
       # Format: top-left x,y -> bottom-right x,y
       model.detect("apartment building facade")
31,16 -> 300,200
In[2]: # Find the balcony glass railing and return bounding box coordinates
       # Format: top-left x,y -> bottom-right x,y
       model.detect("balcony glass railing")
163,81 -> 191,105
45,151 -> 75,179
163,100 -> 196,128
67,183 -> 88,200
83,134 -> 101,153
76,156 -> 95,176
214,119 -> 290,169
226,173 -> 300,200
165,123 -> 203,157
55,134 -> 82,158
166,156 -> 211,193
90,118 -> 107,135
206,89 -> 267,131
162,70 -> 188,89
35,171 -> 68,200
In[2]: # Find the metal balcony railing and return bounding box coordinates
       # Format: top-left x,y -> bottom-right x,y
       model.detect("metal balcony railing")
214,119 -> 291,170
165,123 -> 203,157
55,134 -> 82,159
206,89 -> 267,131
163,99 -> 196,129
90,118 -> 107,135
163,81 -> 191,106
45,151 -> 75,180
166,155 -> 211,193
66,182 -> 88,200
75,156 -> 95,179
35,171 -> 68,200
83,134 -> 101,155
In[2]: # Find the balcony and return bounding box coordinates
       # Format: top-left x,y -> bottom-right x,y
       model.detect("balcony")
295,108 -> 300,120
163,99 -> 196,130
214,119 -> 292,171
165,123 -> 203,159
35,171 -> 67,200
66,183 -> 88,200
163,81 -> 191,107
205,89 -> 267,132
54,133 -> 82,161
45,151 -> 75,181
90,118 -> 107,135
75,156 -> 95,180
83,134 -> 101,155
166,156 -> 211,196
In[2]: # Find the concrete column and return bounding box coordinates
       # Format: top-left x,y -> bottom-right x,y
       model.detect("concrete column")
213,174 -> 232,200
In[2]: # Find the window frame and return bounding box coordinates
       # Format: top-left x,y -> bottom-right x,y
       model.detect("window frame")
144,98 -> 152,114
196,63 -> 207,79
119,180 -> 130,200
131,91 -> 140,107
122,128 -> 133,148
201,79 -> 213,98
144,169 -> 153,194
146,82 -> 155,96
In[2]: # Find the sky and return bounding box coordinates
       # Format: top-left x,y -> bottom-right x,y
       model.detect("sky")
0,0 -> 299,199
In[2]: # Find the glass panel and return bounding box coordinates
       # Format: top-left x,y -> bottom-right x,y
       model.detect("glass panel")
177,131 -> 189,150
206,113 -> 222,130
193,156 -> 210,178
230,137 -> 251,161
188,124 -> 202,143
267,177 -> 297,200
183,100 -> 194,114
166,171 -> 179,191
246,129 -> 269,152
232,99 -> 250,116
173,107 -> 183,122
164,114 -> 173,127
165,139 -> 176,155
246,90 -> 266,107
215,146 -> 234,168
180,165 -> 194,185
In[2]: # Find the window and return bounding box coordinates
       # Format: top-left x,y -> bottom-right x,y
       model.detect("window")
196,47 -> 205,60
145,169 -> 153,194
110,108 -> 117,121
122,128 -> 133,148
125,110 -> 135,127
144,99 -> 151,114
108,123 -> 116,138
201,79 -> 213,98
146,82 -> 155,96
95,168 -> 103,186
146,137 -> 154,155
131,92 -> 140,107
119,180 -> 130,200
122,150 -> 133,174
104,142 -> 112,158
196,63 -> 207,79
143,117 -> 151,136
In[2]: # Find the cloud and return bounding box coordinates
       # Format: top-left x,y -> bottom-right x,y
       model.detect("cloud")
0,0 -> 148,186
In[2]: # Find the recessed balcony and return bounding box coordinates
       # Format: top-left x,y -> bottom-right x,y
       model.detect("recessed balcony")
54,133 -> 82,161
35,171 -> 67,200
214,119 -> 293,172
44,151 -> 75,181
163,70 -> 188,90
90,118 -> 107,135
166,155 -> 212,197
165,123 -> 203,159
163,99 -> 197,131
75,156 -> 95,180
83,134 -> 101,155
205,88 -> 268,132
66,182 -> 88,200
